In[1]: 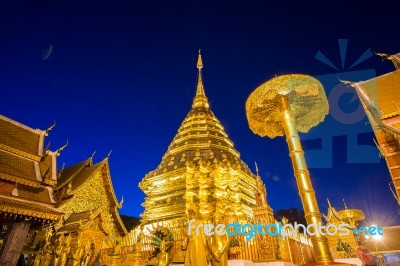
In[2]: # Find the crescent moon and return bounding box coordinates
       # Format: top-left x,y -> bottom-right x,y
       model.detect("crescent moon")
42,44 -> 53,60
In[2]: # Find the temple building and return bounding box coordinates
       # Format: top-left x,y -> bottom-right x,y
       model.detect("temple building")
0,114 -> 128,265
354,53 -> 400,205
0,115 -> 63,265
323,199 -> 365,259
52,155 -> 127,263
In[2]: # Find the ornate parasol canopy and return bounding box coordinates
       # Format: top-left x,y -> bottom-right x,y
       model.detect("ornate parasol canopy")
246,74 -> 329,138
339,209 -> 366,222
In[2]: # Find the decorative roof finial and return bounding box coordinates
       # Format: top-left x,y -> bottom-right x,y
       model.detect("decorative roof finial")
193,50 -> 209,108
343,198 -> 348,209
374,51 -> 391,61
45,120 -> 56,136
56,140 -> 68,156
45,141 -> 51,153
375,51 -> 400,69
117,196 -> 124,209
106,150 -> 112,158
338,77 -> 356,88
255,161 -> 259,177
327,198 -> 332,208
90,150 -> 96,159
58,162 -> 65,179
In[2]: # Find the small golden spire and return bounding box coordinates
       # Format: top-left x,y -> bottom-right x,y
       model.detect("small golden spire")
197,49 -> 203,70
255,161 -> 259,177
327,198 -> 332,208
193,49 -> 209,108
343,198 -> 348,209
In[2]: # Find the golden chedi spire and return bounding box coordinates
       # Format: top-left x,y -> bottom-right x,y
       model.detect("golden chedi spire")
192,49 -> 209,108
144,50 -> 246,175
139,52 -> 265,224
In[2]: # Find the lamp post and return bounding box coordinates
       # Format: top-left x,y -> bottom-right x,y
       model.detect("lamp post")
369,226 -> 384,266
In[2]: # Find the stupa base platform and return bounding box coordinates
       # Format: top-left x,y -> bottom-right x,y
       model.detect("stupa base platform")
170,260 -> 297,266
300,258 -> 362,266
170,258 -> 361,266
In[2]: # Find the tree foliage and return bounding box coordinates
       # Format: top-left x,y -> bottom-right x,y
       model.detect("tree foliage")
274,208 -> 307,226
120,214 -> 141,231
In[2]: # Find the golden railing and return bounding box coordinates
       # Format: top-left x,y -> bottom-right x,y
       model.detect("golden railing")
100,219 -> 314,264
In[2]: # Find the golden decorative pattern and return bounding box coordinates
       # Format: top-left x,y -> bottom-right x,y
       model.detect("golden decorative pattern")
0,143 -> 41,161
58,162 -> 123,235
17,185 -> 52,204
0,115 -> 43,157
60,167 -> 108,214
0,197 -> 61,220
0,172 -> 41,188
0,150 -> 40,185
246,74 -> 328,138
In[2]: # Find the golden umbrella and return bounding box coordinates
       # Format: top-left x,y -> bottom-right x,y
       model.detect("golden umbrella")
246,74 -> 346,265
246,74 -> 328,137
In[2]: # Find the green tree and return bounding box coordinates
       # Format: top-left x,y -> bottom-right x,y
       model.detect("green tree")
274,208 -> 307,233
120,215 -> 141,231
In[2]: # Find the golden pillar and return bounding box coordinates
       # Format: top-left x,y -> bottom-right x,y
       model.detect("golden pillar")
278,94 -> 332,263
246,74 -> 351,265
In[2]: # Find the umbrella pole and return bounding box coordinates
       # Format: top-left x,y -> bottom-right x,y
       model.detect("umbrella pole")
278,95 -> 334,264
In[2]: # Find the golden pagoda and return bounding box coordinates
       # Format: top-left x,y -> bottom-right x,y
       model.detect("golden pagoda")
139,51 -> 277,262
139,51 -> 268,224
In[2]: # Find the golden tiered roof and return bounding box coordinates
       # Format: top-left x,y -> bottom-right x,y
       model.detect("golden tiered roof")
357,70 -> 400,121
139,52 -> 264,223
0,115 -> 62,221
324,199 -> 365,226
0,116 -> 43,158
55,156 -> 127,235
354,55 -> 400,205
143,52 -> 254,179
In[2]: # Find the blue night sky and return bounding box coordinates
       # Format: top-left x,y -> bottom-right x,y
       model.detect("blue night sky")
1,1 -> 399,226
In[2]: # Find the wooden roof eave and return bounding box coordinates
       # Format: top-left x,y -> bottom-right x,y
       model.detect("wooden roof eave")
102,159 -> 121,207
0,194 -> 63,221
